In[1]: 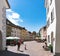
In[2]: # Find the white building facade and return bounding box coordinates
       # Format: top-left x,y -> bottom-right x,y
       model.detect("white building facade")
0,0 -> 10,50
45,0 -> 60,56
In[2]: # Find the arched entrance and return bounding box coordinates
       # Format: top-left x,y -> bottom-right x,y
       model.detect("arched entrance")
0,30 -> 2,50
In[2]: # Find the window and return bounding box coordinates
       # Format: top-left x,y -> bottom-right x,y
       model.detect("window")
47,7 -> 49,14
48,35 -> 50,43
7,22 -> 9,24
47,18 -> 50,27
51,9 -> 54,23
51,32 -> 54,45
50,0 -> 52,5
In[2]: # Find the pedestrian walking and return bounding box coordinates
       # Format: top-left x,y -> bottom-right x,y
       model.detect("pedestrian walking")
17,40 -> 21,51
25,44 -> 27,50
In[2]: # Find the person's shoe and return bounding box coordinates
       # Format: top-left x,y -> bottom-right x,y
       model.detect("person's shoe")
19,50 -> 24,52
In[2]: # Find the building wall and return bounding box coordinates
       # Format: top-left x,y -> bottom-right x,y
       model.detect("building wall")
11,26 -> 21,38
39,26 -> 47,40
45,0 -> 56,55
6,25 -> 12,37
6,19 -> 21,39
11,27 -> 16,37
14,28 -> 21,38
0,0 -> 9,50
55,0 -> 60,55
40,29 -> 44,39
20,29 -> 28,40
6,19 -> 30,40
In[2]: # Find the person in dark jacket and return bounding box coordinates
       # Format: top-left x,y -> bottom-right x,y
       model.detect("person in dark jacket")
17,40 -> 21,51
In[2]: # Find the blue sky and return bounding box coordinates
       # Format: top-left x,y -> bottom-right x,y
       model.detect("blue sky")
6,0 -> 46,32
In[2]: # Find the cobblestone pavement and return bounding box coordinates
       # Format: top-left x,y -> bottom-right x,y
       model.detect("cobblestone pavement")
7,41 -> 53,56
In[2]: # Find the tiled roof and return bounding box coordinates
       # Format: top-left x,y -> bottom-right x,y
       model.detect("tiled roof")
6,19 -> 23,29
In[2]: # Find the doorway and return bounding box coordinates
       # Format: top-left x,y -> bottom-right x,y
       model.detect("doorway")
0,30 -> 2,50
51,32 -> 54,46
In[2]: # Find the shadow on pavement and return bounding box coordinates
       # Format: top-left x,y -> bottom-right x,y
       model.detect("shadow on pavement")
0,50 -> 29,56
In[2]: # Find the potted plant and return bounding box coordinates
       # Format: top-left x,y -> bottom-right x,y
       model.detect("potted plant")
48,44 -> 53,53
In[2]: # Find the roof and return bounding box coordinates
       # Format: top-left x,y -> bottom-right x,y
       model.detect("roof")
39,25 -> 47,32
6,0 -> 10,8
6,19 -> 23,30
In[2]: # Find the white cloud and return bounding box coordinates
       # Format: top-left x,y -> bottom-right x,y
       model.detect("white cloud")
6,9 -> 23,25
